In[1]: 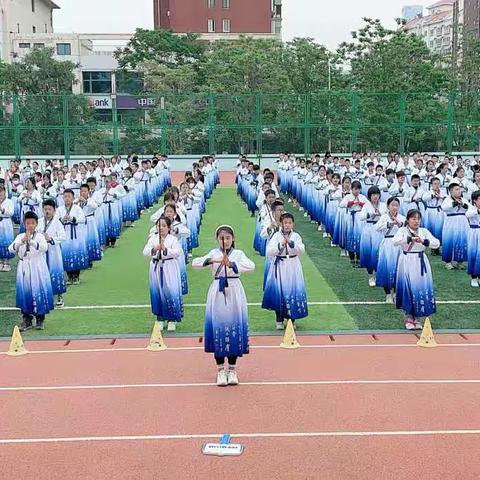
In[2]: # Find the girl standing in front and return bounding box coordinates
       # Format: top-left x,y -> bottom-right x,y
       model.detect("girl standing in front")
466,191 -> 480,287
262,213 -> 308,330
143,216 -> 184,332
393,209 -> 440,330
192,226 -> 255,387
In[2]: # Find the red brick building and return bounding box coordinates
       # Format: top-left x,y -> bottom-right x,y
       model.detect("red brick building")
153,0 -> 282,40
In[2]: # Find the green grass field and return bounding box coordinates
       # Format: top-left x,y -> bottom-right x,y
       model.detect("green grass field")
1,185 -> 479,338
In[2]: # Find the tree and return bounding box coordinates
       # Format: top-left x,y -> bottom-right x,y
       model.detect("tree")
0,48 -> 101,156
450,34 -> 480,151
337,18 -> 450,152
114,28 -> 205,71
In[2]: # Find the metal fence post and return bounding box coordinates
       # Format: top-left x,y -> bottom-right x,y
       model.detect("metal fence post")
208,93 -> 215,154
13,96 -> 21,160
256,93 -> 263,165
351,92 -> 359,152
160,96 -> 167,154
399,93 -> 406,155
304,93 -> 311,157
63,95 -> 70,165
112,95 -> 120,156
447,92 -> 455,154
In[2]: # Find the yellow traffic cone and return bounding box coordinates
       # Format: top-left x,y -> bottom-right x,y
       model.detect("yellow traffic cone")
7,326 -> 28,356
280,319 -> 300,349
146,321 -> 167,352
417,317 -> 438,348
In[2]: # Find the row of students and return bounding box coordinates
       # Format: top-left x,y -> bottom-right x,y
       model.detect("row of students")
4,159 -> 172,331
236,167 -> 309,331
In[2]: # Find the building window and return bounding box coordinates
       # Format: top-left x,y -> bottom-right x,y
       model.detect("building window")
32,26 -> 36,33
82,71 -> 112,94
208,19 -> 215,32
44,24 -> 48,33
17,24 -> 20,33
56,43 -> 71,56
207,0 -> 215,8
31,0 -> 35,12
222,18 -> 231,32
222,0 -> 230,8
19,43 -> 31,49
33,43 -> 45,48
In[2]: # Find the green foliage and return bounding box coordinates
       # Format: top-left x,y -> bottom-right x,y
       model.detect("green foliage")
114,28 -> 204,70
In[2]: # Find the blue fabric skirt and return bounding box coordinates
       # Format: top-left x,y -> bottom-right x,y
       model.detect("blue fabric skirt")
46,245 -> 66,295
467,227 -> 480,276
376,238 -> 400,289
0,218 -> 15,259
441,214 -> 468,263
395,251 -> 436,317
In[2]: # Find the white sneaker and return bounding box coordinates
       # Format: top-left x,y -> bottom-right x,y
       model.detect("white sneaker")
404,317 -> 415,330
317,225 -> 323,231
322,232 -> 328,238
216,369 -> 228,387
276,321 -> 284,331
385,294 -> 393,304
157,320 -> 164,331
457,262 -> 466,270
330,241 -> 336,247
227,370 -> 239,386
287,198 -> 292,203
445,263 -> 454,270
56,297 -> 64,308
167,322 -> 176,332
414,320 -> 423,330
299,207 -> 304,212
471,278 -> 479,287
3,264 -> 11,272
340,249 -> 347,257
368,275 -> 376,287
303,212 -> 308,217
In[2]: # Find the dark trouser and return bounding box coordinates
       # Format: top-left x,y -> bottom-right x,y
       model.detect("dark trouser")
215,356 -> 238,366
67,270 -> 80,281
349,251 -> 359,262
384,287 -> 391,295
431,248 -> 440,256
276,313 -> 295,324
472,275 -> 480,279
22,313 -> 45,325
367,268 -> 374,275
107,237 -> 116,247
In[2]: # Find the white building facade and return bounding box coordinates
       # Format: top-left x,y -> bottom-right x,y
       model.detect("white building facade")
403,0 -> 455,56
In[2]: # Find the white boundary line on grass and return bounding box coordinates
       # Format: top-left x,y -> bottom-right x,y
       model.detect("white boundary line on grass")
1,378 -> 480,393
2,299 -> 480,311
1,429 -> 480,445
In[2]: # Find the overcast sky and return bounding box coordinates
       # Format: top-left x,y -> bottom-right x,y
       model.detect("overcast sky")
53,0 -> 434,50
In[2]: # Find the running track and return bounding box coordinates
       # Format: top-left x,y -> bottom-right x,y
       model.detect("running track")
1,334 -> 480,479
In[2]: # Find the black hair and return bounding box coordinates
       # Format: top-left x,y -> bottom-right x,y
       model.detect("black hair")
387,197 -> 400,206
406,209 -> 422,221
156,215 -> 172,229
163,192 -> 175,203
351,180 -> 362,190
471,191 -> 480,203
430,177 -> 441,185
87,177 -> 97,184
271,200 -> 285,211
367,186 -> 381,199
63,188 -> 74,197
26,177 -> 37,189
280,212 -> 294,223
264,189 -> 276,198
448,182 -> 460,192
216,226 -> 236,249
385,168 -> 394,176
42,199 -> 56,209
332,173 -> 341,180
163,204 -> 181,222
411,174 -> 420,181
396,171 -> 406,178
24,211 -> 38,222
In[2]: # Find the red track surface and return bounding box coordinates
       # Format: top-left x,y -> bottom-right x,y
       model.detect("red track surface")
1,334 -> 480,479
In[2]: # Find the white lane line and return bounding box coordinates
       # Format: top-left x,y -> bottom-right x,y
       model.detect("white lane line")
1,429 -> 480,445
2,299 -> 480,311
1,343 -> 480,356
1,379 -> 480,393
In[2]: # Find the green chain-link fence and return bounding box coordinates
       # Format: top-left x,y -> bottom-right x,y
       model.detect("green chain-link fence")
0,92 -> 479,159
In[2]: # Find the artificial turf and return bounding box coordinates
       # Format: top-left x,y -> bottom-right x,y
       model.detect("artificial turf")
1,184 -> 479,338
